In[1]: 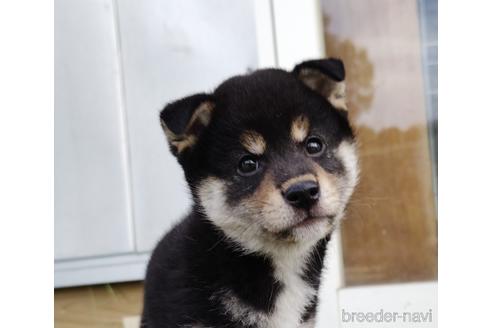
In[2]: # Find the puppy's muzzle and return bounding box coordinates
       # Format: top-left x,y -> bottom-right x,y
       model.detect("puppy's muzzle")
282,180 -> 320,210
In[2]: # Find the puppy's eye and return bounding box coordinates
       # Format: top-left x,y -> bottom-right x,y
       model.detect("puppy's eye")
305,136 -> 324,156
237,156 -> 259,176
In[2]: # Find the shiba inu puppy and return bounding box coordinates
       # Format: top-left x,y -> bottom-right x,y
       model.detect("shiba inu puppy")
141,58 -> 359,328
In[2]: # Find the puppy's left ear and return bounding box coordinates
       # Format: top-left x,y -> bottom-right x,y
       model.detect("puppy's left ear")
160,93 -> 214,157
293,58 -> 347,111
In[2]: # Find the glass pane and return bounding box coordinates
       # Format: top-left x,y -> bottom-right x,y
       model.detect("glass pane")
320,0 -> 438,285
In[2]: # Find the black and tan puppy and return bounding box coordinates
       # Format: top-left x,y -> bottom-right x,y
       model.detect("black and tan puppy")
141,58 -> 359,328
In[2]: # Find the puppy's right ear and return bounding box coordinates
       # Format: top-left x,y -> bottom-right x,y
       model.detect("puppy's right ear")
160,93 -> 214,157
293,58 -> 347,111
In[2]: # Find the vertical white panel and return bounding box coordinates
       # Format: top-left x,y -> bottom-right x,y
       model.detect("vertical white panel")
254,0 -> 277,68
316,230 -> 345,327
115,0 -> 258,251
55,0 -> 134,259
272,0 -> 326,70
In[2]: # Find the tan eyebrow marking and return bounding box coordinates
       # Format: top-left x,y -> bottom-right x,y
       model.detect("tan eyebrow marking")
291,115 -> 310,143
240,130 -> 266,155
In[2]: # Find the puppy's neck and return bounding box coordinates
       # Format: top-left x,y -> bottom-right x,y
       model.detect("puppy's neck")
195,206 -> 330,275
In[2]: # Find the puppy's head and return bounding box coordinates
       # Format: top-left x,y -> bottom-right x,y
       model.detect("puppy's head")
160,58 -> 359,253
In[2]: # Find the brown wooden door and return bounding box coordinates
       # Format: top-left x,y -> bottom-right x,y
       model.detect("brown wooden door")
320,0 -> 438,286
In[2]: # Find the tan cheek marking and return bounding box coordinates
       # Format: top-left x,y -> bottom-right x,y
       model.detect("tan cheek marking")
247,172 -> 277,210
240,130 -> 266,155
312,162 -> 341,212
245,172 -> 290,233
280,174 -> 317,193
312,164 -> 338,190
291,115 -> 310,143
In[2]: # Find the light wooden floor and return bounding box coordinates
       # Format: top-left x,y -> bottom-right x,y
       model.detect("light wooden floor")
55,282 -> 143,328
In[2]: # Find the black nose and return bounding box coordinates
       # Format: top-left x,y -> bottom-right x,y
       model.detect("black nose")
283,181 -> 320,209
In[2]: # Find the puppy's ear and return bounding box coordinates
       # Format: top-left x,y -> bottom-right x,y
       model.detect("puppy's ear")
160,93 -> 214,156
293,58 -> 347,111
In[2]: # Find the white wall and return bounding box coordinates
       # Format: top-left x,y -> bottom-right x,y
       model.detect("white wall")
55,0 -> 258,282
114,0 -> 258,252
55,0 -> 134,259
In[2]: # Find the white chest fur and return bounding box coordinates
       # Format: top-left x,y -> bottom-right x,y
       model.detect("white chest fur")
215,246 -> 318,328
267,249 -> 316,328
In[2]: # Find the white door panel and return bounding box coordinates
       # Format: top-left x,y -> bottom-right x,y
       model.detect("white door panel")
115,0 -> 259,251
55,0 -> 134,259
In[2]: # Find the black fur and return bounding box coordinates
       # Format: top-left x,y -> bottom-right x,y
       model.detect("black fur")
142,207 -> 282,328
293,58 -> 345,82
142,58 -> 355,327
300,236 -> 331,322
